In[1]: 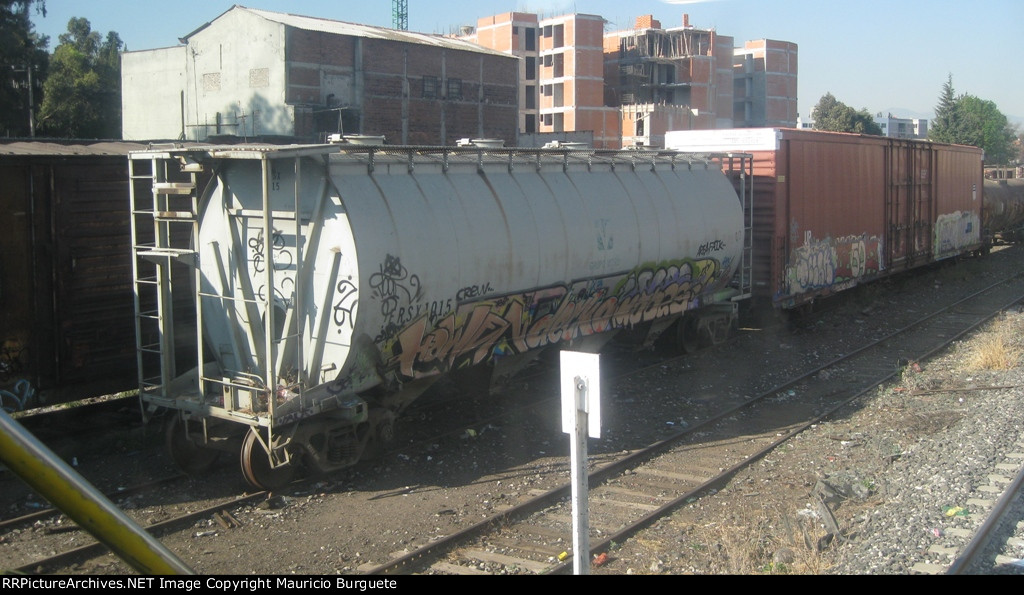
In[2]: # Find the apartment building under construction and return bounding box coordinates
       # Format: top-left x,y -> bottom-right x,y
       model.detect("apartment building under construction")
467,12 -> 797,149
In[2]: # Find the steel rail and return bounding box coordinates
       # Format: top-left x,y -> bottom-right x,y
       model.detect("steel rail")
946,450 -> 1024,574
12,271 -> 1022,575
0,410 -> 194,575
362,274 -> 1024,575
8,491 -> 266,574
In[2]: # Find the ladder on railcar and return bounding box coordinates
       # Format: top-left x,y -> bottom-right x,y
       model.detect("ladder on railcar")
717,153 -> 754,301
128,151 -> 204,418
737,154 -> 754,300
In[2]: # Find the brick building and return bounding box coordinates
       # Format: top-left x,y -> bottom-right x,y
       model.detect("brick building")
466,12 -> 798,149
733,39 -> 799,128
121,6 -> 519,145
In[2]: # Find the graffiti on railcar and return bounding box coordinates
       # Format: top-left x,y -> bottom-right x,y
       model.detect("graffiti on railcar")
248,228 -> 292,274
834,235 -> 882,280
246,224 -> 300,327
0,379 -> 36,413
333,278 -> 359,331
786,232 -> 884,296
786,233 -> 837,294
386,256 -> 726,380
934,211 -> 981,259
369,254 -> 423,324
457,282 -> 495,302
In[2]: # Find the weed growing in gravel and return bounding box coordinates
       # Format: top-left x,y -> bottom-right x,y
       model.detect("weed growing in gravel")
962,313 -> 1023,371
677,511 -> 835,575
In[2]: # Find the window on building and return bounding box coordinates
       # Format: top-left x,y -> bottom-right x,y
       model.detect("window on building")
525,114 -> 536,134
526,57 -> 536,80
423,76 -> 438,99
525,27 -> 537,51
525,86 -> 536,109
447,78 -> 462,100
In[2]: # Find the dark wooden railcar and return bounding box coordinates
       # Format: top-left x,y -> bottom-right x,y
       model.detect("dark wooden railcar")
1,141 -> 150,408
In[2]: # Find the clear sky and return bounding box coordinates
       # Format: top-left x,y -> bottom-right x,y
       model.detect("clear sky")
29,0 -> 1024,125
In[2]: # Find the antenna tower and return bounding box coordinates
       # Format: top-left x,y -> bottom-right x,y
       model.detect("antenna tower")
393,0 -> 408,30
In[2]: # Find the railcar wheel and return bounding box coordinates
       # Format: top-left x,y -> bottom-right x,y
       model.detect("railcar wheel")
240,429 -> 295,490
165,415 -> 220,476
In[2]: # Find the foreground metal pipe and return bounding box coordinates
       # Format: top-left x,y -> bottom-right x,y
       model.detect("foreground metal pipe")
0,409 -> 193,575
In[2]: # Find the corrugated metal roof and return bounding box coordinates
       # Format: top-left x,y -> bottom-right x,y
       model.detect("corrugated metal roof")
189,6 -> 510,58
0,140 -> 152,156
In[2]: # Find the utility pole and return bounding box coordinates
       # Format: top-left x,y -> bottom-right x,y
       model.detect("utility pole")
392,0 -> 408,31
11,65 -> 36,137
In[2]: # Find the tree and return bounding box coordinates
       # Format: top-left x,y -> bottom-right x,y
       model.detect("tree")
811,93 -> 883,135
930,74 -> 958,144
928,76 -> 1016,164
0,0 -> 48,136
37,17 -> 123,138
956,95 -> 1015,164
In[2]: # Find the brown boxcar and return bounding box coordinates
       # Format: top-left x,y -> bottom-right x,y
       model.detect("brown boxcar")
666,128 -> 985,308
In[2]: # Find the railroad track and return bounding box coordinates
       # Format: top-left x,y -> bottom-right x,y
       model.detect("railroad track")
357,274 -> 1024,575
945,440 -> 1024,575
3,260 -> 1022,574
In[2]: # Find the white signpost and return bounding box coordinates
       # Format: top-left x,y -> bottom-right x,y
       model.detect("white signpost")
560,350 -> 601,575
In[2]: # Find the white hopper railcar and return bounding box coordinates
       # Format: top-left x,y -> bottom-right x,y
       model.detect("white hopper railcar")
128,144 -> 749,488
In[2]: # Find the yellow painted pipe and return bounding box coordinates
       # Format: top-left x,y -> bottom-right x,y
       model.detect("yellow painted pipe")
0,409 -> 193,575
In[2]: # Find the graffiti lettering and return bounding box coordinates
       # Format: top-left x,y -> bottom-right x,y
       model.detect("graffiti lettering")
256,276 -> 295,306
393,299 -> 454,327
248,228 -> 292,274
696,239 -> 726,257
833,236 -> 881,280
0,379 -> 35,413
934,211 -> 981,259
386,258 -> 724,379
456,282 -> 494,302
333,279 -> 359,331
788,233 -> 837,293
786,232 -> 883,296
369,255 -> 422,324
395,305 -> 512,378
